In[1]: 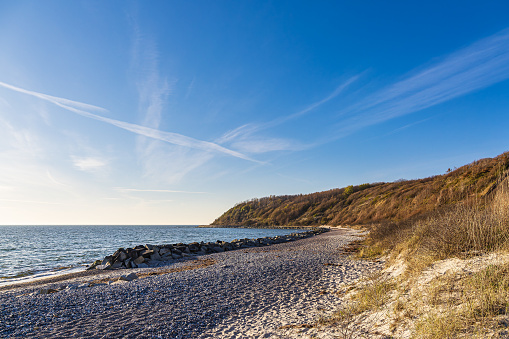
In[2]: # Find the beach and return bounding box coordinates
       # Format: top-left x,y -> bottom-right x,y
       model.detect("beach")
1,228 -> 383,338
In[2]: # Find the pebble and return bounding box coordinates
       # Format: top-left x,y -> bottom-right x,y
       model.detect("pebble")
0,228 -> 381,339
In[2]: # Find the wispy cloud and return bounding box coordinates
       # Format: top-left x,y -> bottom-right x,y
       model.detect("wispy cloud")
333,27 -> 509,137
130,28 -> 184,184
0,81 -> 107,113
216,123 -> 257,144
71,156 -> 107,172
46,169 -> 70,187
384,117 -> 434,136
0,81 -> 258,162
265,73 -> 363,128
231,137 -> 304,154
216,74 -> 361,149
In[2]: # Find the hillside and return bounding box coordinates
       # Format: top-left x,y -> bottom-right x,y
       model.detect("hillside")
212,152 -> 509,227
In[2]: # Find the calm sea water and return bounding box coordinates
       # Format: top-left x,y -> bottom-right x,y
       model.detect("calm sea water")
0,225 -> 305,282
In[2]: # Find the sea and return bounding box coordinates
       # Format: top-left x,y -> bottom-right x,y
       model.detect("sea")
0,225 -> 305,285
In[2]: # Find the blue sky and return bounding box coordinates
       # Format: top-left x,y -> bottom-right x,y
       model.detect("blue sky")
0,1 -> 508,225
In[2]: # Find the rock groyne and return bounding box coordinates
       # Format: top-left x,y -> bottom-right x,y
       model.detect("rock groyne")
88,228 -> 329,270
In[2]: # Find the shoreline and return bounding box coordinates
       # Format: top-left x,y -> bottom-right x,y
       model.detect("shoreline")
1,227 -> 328,292
1,225 -> 317,287
1,227 -> 382,338
199,224 -> 321,229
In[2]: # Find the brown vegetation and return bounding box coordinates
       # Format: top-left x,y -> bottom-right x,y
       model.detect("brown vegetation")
233,151 -> 509,338
363,173 -> 509,264
212,152 -> 509,227
325,163 -> 509,337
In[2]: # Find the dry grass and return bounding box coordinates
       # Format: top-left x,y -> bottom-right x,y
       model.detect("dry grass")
365,176 -> 509,265
317,272 -> 396,338
213,152 -> 509,227
411,262 -> 509,338
351,178 -> 509,337
319,177 -> 509,338
350,273 -> 396,314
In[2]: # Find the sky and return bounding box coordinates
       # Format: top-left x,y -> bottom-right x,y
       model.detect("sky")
0,1 -> 508,225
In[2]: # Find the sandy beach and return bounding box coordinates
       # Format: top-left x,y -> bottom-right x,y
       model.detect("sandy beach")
1,228 -> 383,338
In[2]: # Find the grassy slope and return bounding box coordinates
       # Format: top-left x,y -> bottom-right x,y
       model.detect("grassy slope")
212,151 -> 509,337
212,152 -> 509,227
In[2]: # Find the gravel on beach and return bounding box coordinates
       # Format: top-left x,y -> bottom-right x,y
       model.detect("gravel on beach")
0,228 -> 383,339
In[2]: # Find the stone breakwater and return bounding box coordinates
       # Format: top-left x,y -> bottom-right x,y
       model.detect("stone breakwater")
88,228 -> 329,271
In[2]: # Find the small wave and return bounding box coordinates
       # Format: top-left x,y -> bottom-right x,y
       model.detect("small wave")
0,248 -> 17,252
0,269 -> 35,279
50,265 -> 75,272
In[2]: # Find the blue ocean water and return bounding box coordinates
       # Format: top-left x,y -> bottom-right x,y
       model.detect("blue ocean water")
0,225 -> 305,281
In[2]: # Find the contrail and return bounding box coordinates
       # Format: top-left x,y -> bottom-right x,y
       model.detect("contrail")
0,81 -> 108,113
0,81 -> 258,162
216,74 -> 362,144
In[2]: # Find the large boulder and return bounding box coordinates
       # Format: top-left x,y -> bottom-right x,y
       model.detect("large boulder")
159,248 -> 171,255
134,256 -> 145,265
139,249 -> 154,258
117,252 -> 128,262
150,252 -> 161,261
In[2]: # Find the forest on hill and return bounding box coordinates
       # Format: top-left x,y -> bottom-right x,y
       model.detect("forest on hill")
211,152 -> 509,227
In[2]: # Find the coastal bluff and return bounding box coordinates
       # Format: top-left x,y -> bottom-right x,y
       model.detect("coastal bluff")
88,228 -> 328,270
211,152 -> 509,227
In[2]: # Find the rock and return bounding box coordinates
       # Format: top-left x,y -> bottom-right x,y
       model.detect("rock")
175,245 -> 187,252
118,273 -> 138,282
89,228 -> 329,272
118,252 -> 128,261
38,288 -> 58,295
161,253 -> 173,261
113,248 -> 124,257
102,256 -> 113,266
125,258 -> 132,268
127,248 -> 138,259
111,260 -> 123,269
159,248 -> 171,255
140,249 -> 155,258
87,260 -> 102,270
134,256 -> 145,264
150,252 -> 161,261
188,243 -> 200,252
